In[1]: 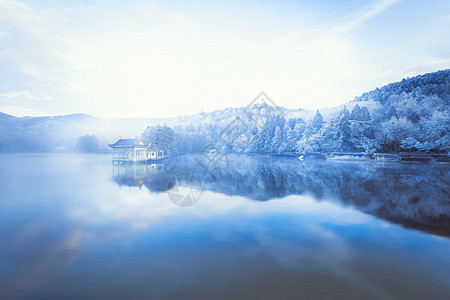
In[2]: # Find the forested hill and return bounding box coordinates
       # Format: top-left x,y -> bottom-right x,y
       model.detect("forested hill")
0,112 -> 15,119
143,69 -> 450,154
347,69 -> 450,152
0,69 -> 448,153
355,69 -> 450,106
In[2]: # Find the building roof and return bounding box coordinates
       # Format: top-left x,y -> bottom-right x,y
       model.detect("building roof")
109,138 -> 148,148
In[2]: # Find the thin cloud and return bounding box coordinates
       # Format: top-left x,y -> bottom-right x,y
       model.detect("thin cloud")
0,90 -> 38,100
333,0 -> 402,34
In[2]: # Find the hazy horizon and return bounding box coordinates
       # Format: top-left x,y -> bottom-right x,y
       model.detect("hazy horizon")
1,67 -> 447,120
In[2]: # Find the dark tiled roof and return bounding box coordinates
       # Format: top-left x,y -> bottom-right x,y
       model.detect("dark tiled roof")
109,138 -> 144,148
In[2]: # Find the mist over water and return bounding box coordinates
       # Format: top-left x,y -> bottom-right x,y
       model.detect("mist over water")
0,153 -> 449,299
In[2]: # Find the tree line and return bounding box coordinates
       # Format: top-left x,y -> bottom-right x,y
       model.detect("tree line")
141,70 -> 449,155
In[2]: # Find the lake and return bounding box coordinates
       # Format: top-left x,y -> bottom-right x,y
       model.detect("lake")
0,153 -> 449,300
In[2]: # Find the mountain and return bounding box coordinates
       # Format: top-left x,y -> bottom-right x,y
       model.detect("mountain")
0,114 -> 165,152
355,69 -> 450,106
345,69 -> 449,152
1,69 -> 449,153
142,69 -> 449,154
0,112 -> 15,119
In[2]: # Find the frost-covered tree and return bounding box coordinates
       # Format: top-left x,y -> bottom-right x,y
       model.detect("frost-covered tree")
309,110 -> 324,133
337,115 -> 352,151
141,125 -> 178,155
350,105 -> 362,121
400,137 -> 419,151
360,107 -> 371,121
132,69 -> 449,155
233,134 -> 250,153
350,105 -> 371,121
271,126 -> 283,153
339,106 -> 350,120
382,117 -> 415,152
279,121 -> 304,153
415,110 -> 449,152
250,115 -> 285,153
385,105 -> 397,120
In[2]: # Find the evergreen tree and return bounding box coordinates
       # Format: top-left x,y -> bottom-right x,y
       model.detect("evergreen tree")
350,105 -> 362,120
271,126 -> 283,153
360,106 -> 371,121
340,106 -> 350,120
310,110 -> 324,133
337,116 -> 352,151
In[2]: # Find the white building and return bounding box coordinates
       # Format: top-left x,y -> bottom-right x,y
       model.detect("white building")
108,138 -> 165,163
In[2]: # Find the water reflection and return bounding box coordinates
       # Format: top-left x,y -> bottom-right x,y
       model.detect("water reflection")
113,155 -> 450,237
1,154 -> 449,300
113,163 -> 165,189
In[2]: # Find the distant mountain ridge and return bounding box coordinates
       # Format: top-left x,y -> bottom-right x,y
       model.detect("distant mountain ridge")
0,112 -> 15,119
0,113 -> 164,152
0,69 -> 449,153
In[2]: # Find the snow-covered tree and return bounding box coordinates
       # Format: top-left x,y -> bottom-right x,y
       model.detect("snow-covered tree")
271,126 -> 283,153
382,117 -> 415,152
350,105 -> 371,121
309,110 -> 324,133
142,124 -> 178,155
360,106 -> 371,121
335,115 -> 352,151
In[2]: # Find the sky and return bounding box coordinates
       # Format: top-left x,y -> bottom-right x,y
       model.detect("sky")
0,0 -> 449,118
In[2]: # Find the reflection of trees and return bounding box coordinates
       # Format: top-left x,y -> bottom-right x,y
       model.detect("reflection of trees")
113,163 -> 165,189
144,172 -> 176,193
113,155 -> 450,237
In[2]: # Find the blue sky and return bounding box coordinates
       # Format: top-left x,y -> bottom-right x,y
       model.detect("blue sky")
0,0 -> 449,118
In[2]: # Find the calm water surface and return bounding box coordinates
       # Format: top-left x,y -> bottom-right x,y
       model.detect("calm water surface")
0,153 -> 449,300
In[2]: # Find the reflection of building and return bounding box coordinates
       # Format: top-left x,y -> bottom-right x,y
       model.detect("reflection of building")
108,138 -> 165,163
113,163 -> 164,188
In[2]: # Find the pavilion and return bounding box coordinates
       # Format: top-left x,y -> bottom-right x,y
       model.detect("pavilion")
108,138 -> 165,163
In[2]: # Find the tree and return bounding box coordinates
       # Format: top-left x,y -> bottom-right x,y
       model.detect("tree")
337,115 -> 352,151
279,122 -> 302,153
385,105 -> 397,119
400,137 -> 419,151
360,106 -> 371,121
350,119 -> 377,152
350,105 -> 362,120
415,110 -> 450,152
271,126 -> 283,153
350,105 -> 371,121
233,134 -> 250,153
75,135 -> 99,153
393,93 -> 422,123
382,117 -> 415,152
310,110 -> 324,133
251,115 -> 285,153
141,125 -> 178,155
339,106 -> 350,120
